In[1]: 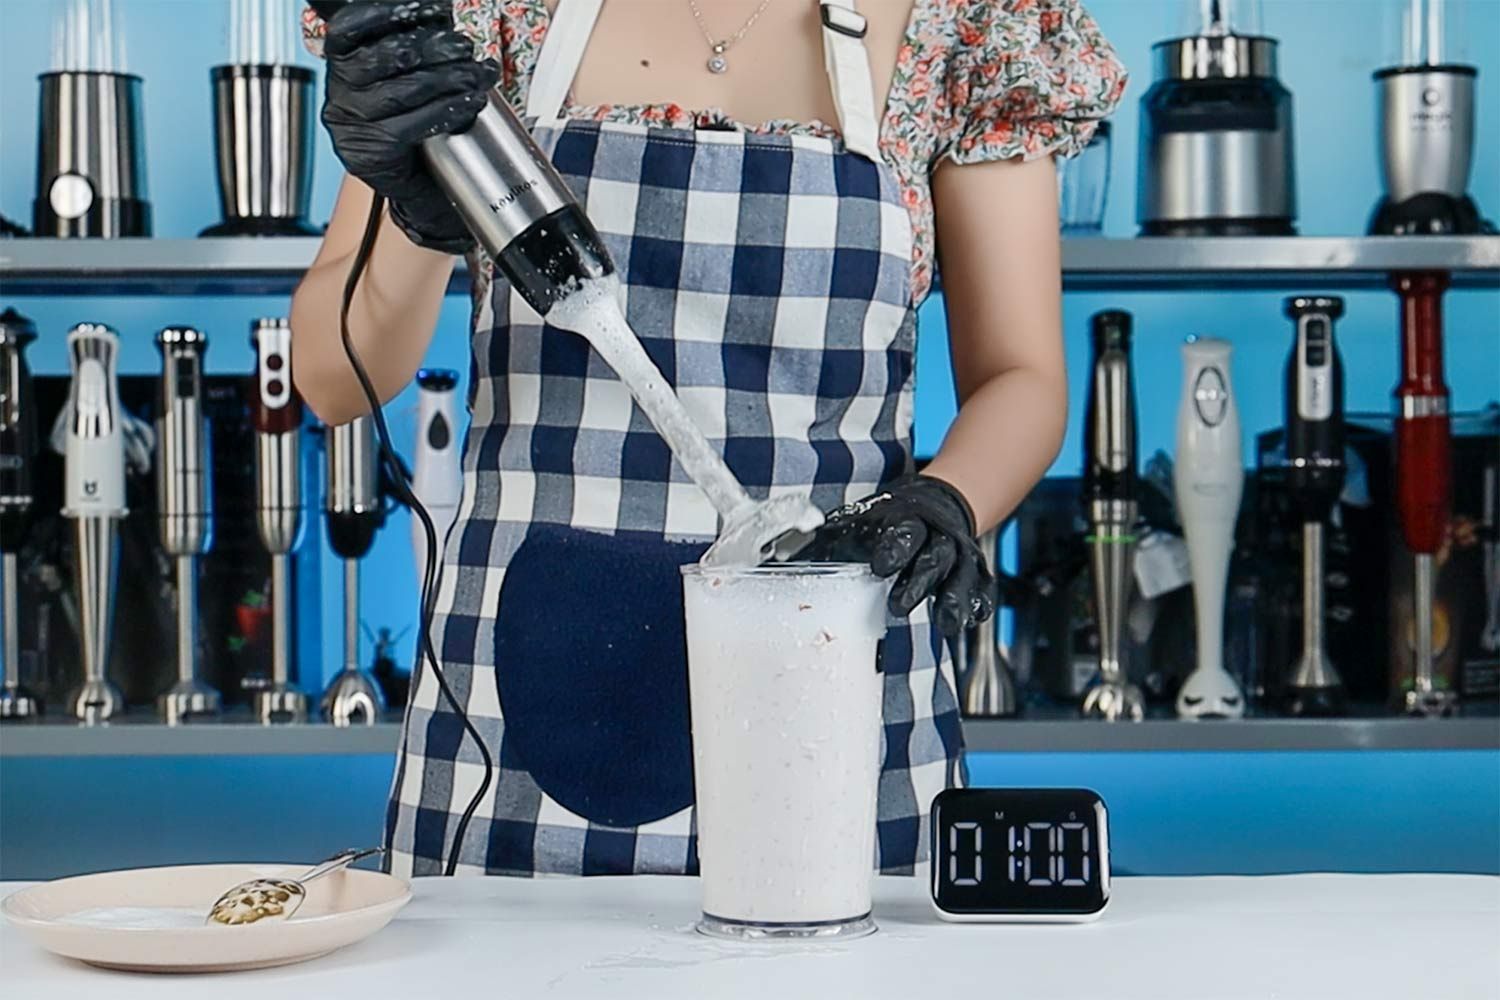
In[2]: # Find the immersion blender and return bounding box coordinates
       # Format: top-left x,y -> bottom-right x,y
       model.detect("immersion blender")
1081,310 -> 1145,721
251,318 -> 309,724
63,323 -> 127,723
1174,337 -> 1247,719
1392,273 -> 1457,715
412,369 -> 461,584
321,416 -> 386,726
156,327 -> 221,723
0,310 -> 42,720
1282,297 -> 1347,717
960,528 -> 1018,718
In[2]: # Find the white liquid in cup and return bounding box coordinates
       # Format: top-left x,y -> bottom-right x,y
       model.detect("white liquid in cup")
681,564 -> 888,938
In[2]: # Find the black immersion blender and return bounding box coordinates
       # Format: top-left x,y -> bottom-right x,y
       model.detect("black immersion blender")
0,310 -> 42,720
1081,310 -> 1145,721
1282,297 -> 1347,717
320,416 -> 386,726
156,327 -> 221,723
251,318 -> 309,724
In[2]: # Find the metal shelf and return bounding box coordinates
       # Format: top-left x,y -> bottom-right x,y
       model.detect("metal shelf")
2,236 -> 1497,297
2,706 -> 1494,757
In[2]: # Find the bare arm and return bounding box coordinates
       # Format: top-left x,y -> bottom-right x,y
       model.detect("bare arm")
289,175 -> 457,425
922,155 -> 1069,534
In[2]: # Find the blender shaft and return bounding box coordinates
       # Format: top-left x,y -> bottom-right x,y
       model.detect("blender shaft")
271,553 -> 291,687
1412,552 -> 1435,697
2,552 -> 17,690
1301,522 -> 1325,663
344,558 -> 359,671
74,516 -> 118,685
1089,522 -> 1133,685
175,554 -> 196,684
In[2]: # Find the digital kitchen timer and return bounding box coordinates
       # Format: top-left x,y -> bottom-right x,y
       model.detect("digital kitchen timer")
930,788 -> 1110,922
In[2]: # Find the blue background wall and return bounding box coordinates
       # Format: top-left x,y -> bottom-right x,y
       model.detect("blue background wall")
1,1 -> 1497,878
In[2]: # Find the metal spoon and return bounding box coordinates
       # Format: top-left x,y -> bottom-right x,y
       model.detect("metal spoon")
207,847 -> 383,926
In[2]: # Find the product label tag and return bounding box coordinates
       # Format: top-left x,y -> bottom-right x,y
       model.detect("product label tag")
1135,530 -> 1192,599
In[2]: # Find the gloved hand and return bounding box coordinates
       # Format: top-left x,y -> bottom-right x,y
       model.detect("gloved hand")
799,474 -> 997,637
320,0 -> 499,254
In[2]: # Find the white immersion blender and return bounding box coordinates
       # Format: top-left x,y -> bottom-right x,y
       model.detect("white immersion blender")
63,324 -> 127,723
156,327 -> 221,723
412,369 -> 461,586
320,415 -> 386,726
0,310 -> 43,720
1282,298 -> 1348,717
1174,337 -> 1247,719
1081,310 -> 1146,722
251,318 -> 309,724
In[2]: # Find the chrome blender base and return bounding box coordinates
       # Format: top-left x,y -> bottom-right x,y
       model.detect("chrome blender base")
1404,688 -> 1459,718
1285,684 -> 1346,718
0,687 -> 43,720
157,680 -> 222,724
253,686 -> 309,724
321,668 -> 386,727
66,679 -> 126,724
1080,681 -> 1145,721
697,912 -> 876,942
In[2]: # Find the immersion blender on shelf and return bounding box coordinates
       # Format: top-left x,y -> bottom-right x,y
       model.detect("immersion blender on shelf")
1482,461 -> 1499,655
63,323 -> 127,723
412,369 -> 461,584
1081,310 -> 1145,722
251,318 -> 309,724
321,416 -> 386,726
0,310 -> 42,720
961,528 -> 1018,718
1282,297 -> 1348,717
1174,337 -> 1246,720
155,327 -> 221,723
1392,273 -> 1457,715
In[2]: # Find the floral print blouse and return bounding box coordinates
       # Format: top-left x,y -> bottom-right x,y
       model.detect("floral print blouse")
305,0 -> 1127,304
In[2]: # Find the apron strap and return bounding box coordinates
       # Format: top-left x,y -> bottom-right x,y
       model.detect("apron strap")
526,0 -> 605,121
819,1 -> 881,161
527,0 -> 883,161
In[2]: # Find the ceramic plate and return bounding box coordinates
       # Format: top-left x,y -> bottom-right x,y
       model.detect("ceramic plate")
1,863 -> 411,973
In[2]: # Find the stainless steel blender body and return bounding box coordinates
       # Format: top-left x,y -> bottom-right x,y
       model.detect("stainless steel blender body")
203,65 -> 319,237
1138,35 -> 1296,236
1376,67 -> 1476,202
34,71 -> 151,237
960,528 -> 1017,718
322,417 -> 386,727
156,327 -> 221,722
67,515 -> 124,722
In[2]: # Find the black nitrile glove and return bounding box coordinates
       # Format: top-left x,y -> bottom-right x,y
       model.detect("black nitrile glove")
800,474 -> 997,637
320,1 -> 500,253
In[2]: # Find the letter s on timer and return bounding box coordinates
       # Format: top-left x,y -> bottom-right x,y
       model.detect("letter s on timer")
930,788 -> 1111,922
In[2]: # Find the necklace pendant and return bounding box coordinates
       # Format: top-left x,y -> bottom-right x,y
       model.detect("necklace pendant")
707,42 -> 728,74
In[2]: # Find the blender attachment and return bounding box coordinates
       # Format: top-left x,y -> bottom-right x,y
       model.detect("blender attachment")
961,528 -> 1018,717
1482,461 -> 1499,654
1392,273 -> 1457,716
1059,123 -> 1112,234
0,311 -> 42,720
251,318 -> 308,724
203,0 -> 318,236
412,369 -> 461,590
1081,310 -> 1145,722
1174,337 -> 1247,719
682,564 -> 887,941
63,324 -> 127,723
1138,0 -> 1296,236
1371,0 -> 1491,234
321,416 -> 386,726
1281,298 -> 1348,717
34,0 -> 150,237
155,327 -> 221,723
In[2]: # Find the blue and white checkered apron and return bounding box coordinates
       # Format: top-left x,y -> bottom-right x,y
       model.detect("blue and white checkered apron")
384,0 -> 965,879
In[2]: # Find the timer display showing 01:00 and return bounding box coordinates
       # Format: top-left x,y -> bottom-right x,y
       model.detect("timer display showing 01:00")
945,821 -> 1093,888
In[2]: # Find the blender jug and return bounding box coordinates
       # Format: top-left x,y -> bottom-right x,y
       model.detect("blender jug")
681,564 -> 889,940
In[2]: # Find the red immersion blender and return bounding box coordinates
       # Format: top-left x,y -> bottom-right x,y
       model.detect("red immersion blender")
1392,273 -> 1456,716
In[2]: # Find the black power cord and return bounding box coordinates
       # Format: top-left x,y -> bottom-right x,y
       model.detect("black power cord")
336,193 -> 493,877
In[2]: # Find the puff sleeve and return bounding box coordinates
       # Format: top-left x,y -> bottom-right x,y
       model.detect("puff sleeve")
942,0 -> 1127,165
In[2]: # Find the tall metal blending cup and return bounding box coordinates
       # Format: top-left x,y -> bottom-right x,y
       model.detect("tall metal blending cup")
202,65 -> 319,237
34,71 -> 151,237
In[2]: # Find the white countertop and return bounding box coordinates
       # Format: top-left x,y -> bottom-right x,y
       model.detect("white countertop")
3,873 -> 1498,999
